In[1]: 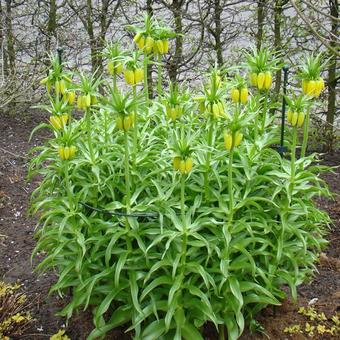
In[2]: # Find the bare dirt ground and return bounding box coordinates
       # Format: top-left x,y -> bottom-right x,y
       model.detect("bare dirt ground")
0,112 -> 339,339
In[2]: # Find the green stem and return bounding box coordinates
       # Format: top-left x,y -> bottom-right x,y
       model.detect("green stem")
104,109 -> 108,149
157,54 -> 162,97
180,175 -> 187,268
133,85 -> 138,169
290,127 -> 298,196
144,53 -> 149,104
64,161 -> 73,210
86,108 -> 94,162
113,73 -> 117,92
124,132 -> 132,252
228,147 -> 234,224
261,93 -> 268,134
300,105 -> 311,158
181,175 -> 185,223
218,325 -> 225,340
124,132 -> 131,214
254,111 -> 259,141
204,118 -> 214,200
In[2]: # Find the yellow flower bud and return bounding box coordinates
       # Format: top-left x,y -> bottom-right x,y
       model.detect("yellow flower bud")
234,131 -> 243,147
69,146 -> 77,158
291,111 -> 298,126
134,68 -> 144,84
67,91 -> 76,104
240,88 -> 248,104
58,146 -> 64,160
173,157 -> 181,170
50,116 -> 62,129
137,36 -> 145,49
115,63 -> 123,74
314,78 -> 324,97
85,94 -> 91,107
250,73 -> 258,87
123,115 -> 132,131
91,96 -> 98,105
63,146 -> 70,160
145,36 -> 154,53
297,112 -> 305,127
302,79 -> 308,94
224,132 -> 233,151
264,71 -> 272,90
133,32 -> 142,44
170,108 -> 177,121
179,160 -> 186,174
307,80 -> 316,96
60,114 -> 68,126
231,88 -> 240,103
185,158 -> 193,173
156,40 -> 164,54
124,69 -> 135,85
116,116 -> 124,130
287,110 -> 293,124
59,79 -> 66,95
108,60 -> 114,75
212,103 -> 220,118
257,72 -> 265,90
162,40 -> 169,53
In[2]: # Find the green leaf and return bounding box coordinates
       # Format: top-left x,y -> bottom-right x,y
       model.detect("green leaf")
182,323 -> 204,340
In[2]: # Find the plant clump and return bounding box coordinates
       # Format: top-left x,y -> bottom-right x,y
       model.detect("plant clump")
29,14 -> 331,340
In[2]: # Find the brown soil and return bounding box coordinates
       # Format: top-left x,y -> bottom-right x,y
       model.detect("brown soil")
0,112 -> 339,340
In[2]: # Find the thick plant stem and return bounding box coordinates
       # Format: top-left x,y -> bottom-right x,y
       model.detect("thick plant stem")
85,108 -> 94,162
290,127 -> 298,196
254,110 -> 259,141
157,54 -> 162,97
104,109 -> 108,148
132,85 -> 138,168
124,132 -> 132,252
180,174 -> 187,268
64,161 -> 73,210
113,73 -> 117,92
144,53 -> 149,104
218,325 -> 225,340
228,148 -> 234,224
181,174 -> 185,223
301,105 -> 311,158
204,118 -> 214,200
124,132 -> 131,214
261,93 -> 268,134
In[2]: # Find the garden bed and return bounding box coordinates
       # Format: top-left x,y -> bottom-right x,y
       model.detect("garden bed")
0,112 -> 339,339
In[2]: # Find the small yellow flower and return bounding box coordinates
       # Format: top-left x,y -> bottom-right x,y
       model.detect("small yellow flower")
298,306 -> 306,314
283,324 -> 301,334
50,329 -> 70,340
317,324 -> 326,334
12,313 -> 25,323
